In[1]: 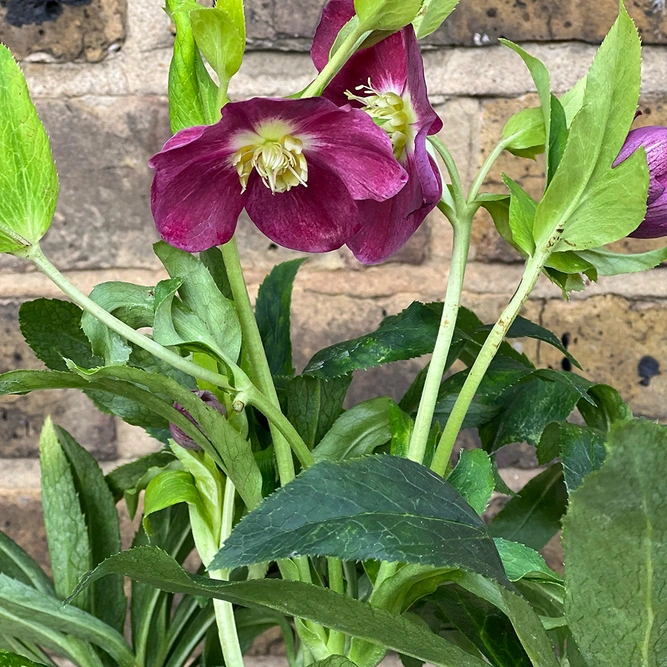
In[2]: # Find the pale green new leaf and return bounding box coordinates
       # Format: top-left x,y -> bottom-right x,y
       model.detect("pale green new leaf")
503,175 -> 537,256
313,397 -> 394,462
494,538 -> 561,583
533,7 -> 648,251
448,449 -> 494,515
563,419 -> 667,666
412,0 -> 460,39
576,246 -> 667,276
70,546 -> 489,667
38,418 -> 91,607
0,45 -> 58,253
354,0 -> 423,31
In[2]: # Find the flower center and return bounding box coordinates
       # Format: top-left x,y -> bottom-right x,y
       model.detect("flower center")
346,81 -> 413,160
232,134 -> 308,194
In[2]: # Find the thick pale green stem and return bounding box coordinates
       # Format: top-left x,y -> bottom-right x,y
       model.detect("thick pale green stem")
468,136 -> 513,203
430,248 -> 549,476
326,558 -> 346,654
428,137 -> 466,213
406,214 -> 471,464
220,237 -> 301,485
301,24 -> 368,98
209,480 -> 244,667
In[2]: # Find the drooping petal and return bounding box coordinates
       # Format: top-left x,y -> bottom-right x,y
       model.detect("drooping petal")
245,159 -> 363,252
348,145 -> 442,264
299,104 -> 408,201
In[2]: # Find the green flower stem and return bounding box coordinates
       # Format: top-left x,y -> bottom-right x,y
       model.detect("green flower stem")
468,136 -> 513,203
220,237 -> 310,481
428,136 -> 466,213
301,23 -> 369,98
326,557 -> 346,655
406,208 -> 471,465
209,480 -> 245,667
21,243 -> 234,391
430,247 -> 550,477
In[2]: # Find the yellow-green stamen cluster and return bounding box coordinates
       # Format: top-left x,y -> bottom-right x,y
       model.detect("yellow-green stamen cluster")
347,81 -> 411,159
232,134 -> 308,194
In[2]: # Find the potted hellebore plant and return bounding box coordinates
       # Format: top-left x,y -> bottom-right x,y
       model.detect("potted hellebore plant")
0,0 -> 666,666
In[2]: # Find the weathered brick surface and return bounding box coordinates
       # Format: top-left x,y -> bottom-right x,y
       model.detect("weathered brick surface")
0,0 -> 126,62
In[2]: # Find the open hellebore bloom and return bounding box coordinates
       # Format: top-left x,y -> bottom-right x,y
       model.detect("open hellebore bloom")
170,390 -> 225,450
150,97 -> 408,253
312,0 -> 443,264
615,126 -> 667,238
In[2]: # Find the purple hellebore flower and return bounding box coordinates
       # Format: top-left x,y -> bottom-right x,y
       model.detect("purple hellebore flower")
311,0 -> 443,264
614,125 -> 667,239
149,97 -> 408,253
170,390 -> 225,450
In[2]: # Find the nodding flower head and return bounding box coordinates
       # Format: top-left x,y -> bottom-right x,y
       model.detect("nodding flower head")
170,390 -> 225,450
149,97 -> 408,254
312,0 -> 443,264
614,125 -> 667,238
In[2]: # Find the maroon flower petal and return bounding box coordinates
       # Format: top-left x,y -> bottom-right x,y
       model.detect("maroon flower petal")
348,148 -> 442,264
630,188 -> 667,238
170,390 -> 226,450
245,160 -> 363,252
311,0 -> 355,72
300,105 -> 408,201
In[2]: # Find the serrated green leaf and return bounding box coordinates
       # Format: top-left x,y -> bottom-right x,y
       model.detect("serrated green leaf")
494,538 -> 561,583
0,45 -> 58,253
211,456 -> 508,583
154,241 -> 242,366
412,0 -> 460,39
448,449 -> 494,515
105,450 -> 177,503
285,375 -> 351,450
389,402 -> 414,457
313,397 -> 394,462
0,533 -> 52,596
577,383 -> 632,432
355,0 -> 423,31
547,94 -> 568,185
0,575 -> 133,666
54,426 -> 125,633
426,585 -> 532,667
18,299 -> 101,372
563,419 -> 667,666
576,246 -> 667,276
255,259 -> 306,378
537,422 -> 605,492
200,247 -> 233,300
71,546 -> 489,667
501,107 -> 546,160
81,281 -> 155,365
534,7 -> 648,251
38,418 -> 91,607
489,464 -> 567,550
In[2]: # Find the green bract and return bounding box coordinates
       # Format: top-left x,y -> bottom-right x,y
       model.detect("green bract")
354,0 -> 423,31
0,45 -> 58,254
412,0 -> 460,39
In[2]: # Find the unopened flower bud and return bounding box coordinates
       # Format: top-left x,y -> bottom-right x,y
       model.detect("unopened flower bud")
170,390 -> 225,450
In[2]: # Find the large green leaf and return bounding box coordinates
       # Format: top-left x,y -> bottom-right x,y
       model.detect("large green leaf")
312,397 -> 393,462
38,418 -> 91,607
576,246 -> 667,276
71,546 -> 489,667
0,575 -> 134,666
563,419 -> 667,666
285,375 -> 351,450
0,651 -> 47,667
105,450 -> 177,502
412,0 -> 460,39
55,426 -> 125,634
489,464 -> 567,551
255,259 -> 306,378
533,7 -> 648,251
19,299 -> 101,372
210,456 -> 508,583
0,45 -> 58,253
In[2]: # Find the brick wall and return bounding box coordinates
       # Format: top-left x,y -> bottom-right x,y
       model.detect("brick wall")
1,0 -> 666,562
